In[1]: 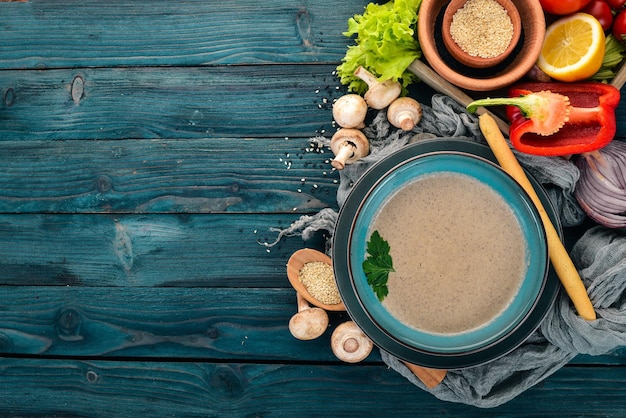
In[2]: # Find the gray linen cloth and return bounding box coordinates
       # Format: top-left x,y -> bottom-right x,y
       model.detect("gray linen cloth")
267,94 -> 626,408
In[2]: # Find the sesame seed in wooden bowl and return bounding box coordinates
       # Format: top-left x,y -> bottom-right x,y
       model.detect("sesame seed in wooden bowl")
442,0 -> 521,69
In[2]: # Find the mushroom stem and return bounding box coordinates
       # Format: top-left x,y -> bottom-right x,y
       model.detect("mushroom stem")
332,142 -> 356,170
395,111 -> 417,130
354,66 -> 402,110
331,321 -> 373,363
288,292 -> 329,340
330,129 -> 369,170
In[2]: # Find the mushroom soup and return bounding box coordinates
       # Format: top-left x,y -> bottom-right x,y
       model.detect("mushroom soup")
370,171 -> 527,334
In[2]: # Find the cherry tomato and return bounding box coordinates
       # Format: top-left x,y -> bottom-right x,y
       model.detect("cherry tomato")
582,0 -> 614,31
606,0 -> 626,9
613,10 -> 626,40
539,0 -> 592,15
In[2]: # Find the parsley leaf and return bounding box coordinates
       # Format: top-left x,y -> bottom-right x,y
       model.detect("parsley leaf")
362,230 -> 394,301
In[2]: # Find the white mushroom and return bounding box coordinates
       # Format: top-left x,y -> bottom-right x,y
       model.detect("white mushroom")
330,129 -> 369,170
333,94 -> 368,129
387,97 -> 423,131
354,66 -> 402,110
330,321 -> 373,363
288,292 -> 329,340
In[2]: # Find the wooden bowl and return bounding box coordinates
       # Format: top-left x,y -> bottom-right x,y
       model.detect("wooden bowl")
418,0 -> 545,91
442,0 -> 521,69
286,248 -> 346,311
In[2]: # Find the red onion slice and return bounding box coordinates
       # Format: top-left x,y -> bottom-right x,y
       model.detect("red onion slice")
575,141 -> 626,229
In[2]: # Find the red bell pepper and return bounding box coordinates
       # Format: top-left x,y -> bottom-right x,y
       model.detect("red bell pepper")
467,82 -> 621,157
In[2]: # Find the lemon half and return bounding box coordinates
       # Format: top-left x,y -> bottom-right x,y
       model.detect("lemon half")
537,13 -> 605,82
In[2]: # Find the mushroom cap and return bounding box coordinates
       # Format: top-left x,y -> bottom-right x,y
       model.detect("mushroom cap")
331,320 -> 374,363
289,307 -> 329,340
333,94 -> 367,129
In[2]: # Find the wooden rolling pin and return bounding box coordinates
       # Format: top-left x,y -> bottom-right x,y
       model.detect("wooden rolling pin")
479,113 -> 596,320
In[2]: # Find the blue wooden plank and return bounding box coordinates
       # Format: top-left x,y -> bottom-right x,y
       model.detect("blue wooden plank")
0,0 -> 369,69
0,138 -> 339,213
0,286 -> 353,361
0,213 -> 329,287
0,65 -> 346,140
1,66 -> 625,141
0,357 -> 623,416
0,284 -> 620,365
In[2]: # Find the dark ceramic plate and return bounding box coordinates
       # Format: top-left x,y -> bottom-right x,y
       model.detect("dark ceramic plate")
332,138 -> 561,369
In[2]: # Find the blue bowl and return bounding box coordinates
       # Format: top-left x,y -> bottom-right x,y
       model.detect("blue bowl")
333,139 -> 560,369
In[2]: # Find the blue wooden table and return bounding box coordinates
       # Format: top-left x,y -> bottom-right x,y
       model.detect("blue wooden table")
1,0 -> 626,416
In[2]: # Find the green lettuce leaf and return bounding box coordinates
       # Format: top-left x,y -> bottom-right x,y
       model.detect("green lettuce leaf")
337,0 -> 422,94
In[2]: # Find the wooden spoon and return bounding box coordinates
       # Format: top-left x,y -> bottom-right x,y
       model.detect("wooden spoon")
286,248 -> 346,311
402,362 -> 447,389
